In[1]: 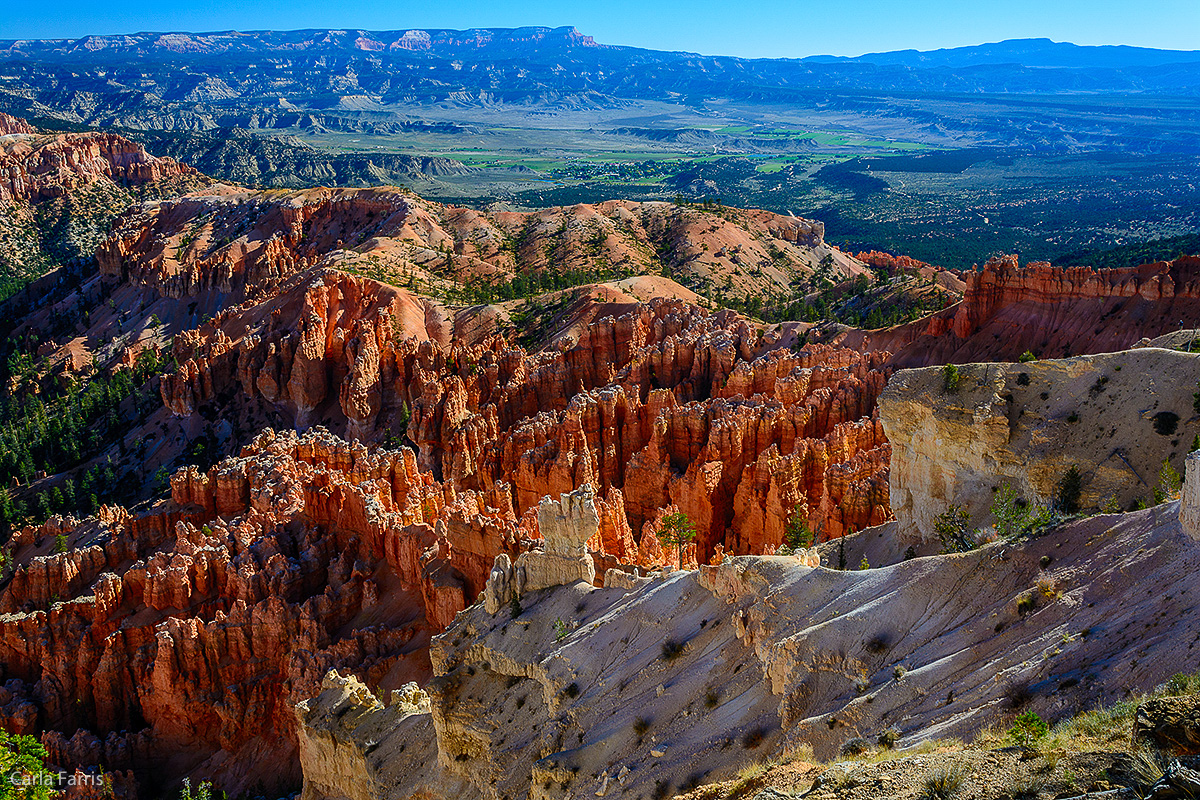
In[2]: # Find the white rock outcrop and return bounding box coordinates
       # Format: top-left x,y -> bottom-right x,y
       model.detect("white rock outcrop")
483,485 -> 599,613
1181,450 -> 1200,541
295,670 -> 478,800
880,350 -> 1200,542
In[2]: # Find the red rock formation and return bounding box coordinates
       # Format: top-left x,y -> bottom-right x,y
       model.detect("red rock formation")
854,250 -> 935,275
0,182 -> 898,791
99,185 -> 897,560
0,127 -> 200,205
0,428 -> 547,797
0,111 -> 34,136
150,257 -> 893,562
833,255 -> 1200,366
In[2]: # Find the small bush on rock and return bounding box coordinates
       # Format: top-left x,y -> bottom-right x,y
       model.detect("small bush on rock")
921,764 -> 966,799
661,639 -> 686,662
1153,411 -> 1180,435
839,736 -> 872,757
942,364 -> 960,393
1007,710 -> 1049,749
992,483 -> 1029,539
935,505 -> 977,553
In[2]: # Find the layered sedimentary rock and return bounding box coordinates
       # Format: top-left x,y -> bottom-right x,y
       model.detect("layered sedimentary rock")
1180,451 -> 1200,542
405,498 -> 1200,800
153,264 -> 894,557
86,184 -> 891,564
879,348 -> 1200,541
0,428 -> 544,796
0,111 -> 34,136
483,486 -> 598,614
0,127 -> 200,205
837,254 -> 1200,366
94,184 -> 895,558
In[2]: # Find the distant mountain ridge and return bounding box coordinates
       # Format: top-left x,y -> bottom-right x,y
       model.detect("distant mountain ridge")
0,29 -> 1197,158
808,37 -> 1200,70
3,29 -> 1197,70
0,26 -> 603,59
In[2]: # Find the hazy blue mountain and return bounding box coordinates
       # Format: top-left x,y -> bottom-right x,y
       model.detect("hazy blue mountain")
806,38 -> 1200,69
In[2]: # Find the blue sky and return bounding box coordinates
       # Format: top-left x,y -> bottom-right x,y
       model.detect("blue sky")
3,0 -> 1198,58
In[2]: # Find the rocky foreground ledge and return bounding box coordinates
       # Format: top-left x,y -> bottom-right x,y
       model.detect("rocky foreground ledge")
296,478 -> 1200,800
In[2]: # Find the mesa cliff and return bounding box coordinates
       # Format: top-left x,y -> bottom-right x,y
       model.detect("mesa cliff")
0,127 -> 200,206
0,112 -> 206,303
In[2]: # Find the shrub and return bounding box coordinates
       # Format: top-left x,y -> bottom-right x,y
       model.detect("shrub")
921,764 -> 966,799
859,556 -> 870,570
0,729 -> 55,800
633,717 -> 651,737
1164,671 -> 1200,696
661,639 -> 686,662
893,665 -> 908,680
1016,592 -> 1037,616
705,687 -> 720,709
52,533 -> 68,554
992,483 -> 1028,539
1016,372 -> 1031,385
1125,746 -> 1168,795
1056,466 -> 1083,514
942,364 -> 960,393
509,595 -> 522,618
784,506 -> 814,550
935,505 -> 977,553
1007,710 -> 1049,748
1002,774 -> 1047,800
741,725 -> 767,749
839,736 -> 872,757
866,632 -> 891,654
554,618 -> 569,641
877,727 -> 901,749
563,682 -> 580,699
1155,459 -> 1181,504
1018,350 -> 1037,363
1152,411 -> 1179,435
180,779 -> 214,800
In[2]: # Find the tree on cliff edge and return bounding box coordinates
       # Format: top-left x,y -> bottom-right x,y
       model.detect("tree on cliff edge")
657,511 -> 696,571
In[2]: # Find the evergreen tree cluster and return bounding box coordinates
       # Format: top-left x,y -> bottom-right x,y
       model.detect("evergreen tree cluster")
0,347 -> 166,535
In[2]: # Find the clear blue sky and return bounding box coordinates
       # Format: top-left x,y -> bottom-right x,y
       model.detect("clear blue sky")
3,0 -> 1198,58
